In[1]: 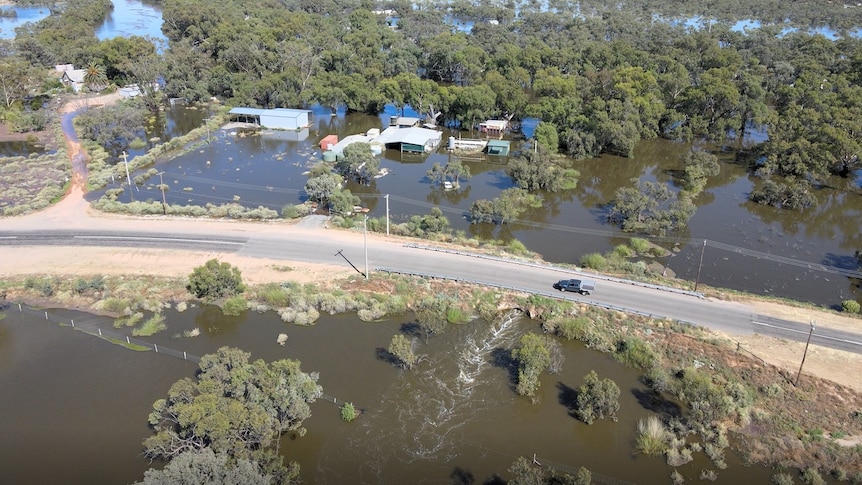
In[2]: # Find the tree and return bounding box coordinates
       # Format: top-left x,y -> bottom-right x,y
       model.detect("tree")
426,160 -> 472,188
84,62 -> 108,91
415,294 -> 450,340
136,448 -> 271,485
143,347 -> 322,482
681,149 -> 720,193
388,334 -> 418,369
304,172 -> 341,209
186,259 -> 246,299
470,188 -> 543,225
574,370 -> 620,424
336,143 -> 378,183
610,180 -> 696,235
512,333 -> 552,398
507,145 -> 579,193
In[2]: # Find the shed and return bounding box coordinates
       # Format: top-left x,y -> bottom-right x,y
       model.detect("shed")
389,116 -> 421,128
485,140 -> 511,156
320,134 -> 338,151
479,119 -> 509,135
228,107 -> 311,130
373,126 -> 442,153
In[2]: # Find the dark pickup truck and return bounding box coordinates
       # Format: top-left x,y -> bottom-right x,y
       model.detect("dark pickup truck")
553,279 -> 596,295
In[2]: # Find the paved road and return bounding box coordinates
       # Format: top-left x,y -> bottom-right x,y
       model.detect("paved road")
2,227 -> 861,354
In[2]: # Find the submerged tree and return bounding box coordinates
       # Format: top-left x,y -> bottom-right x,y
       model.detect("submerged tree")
136,448 -> 271,485
609,180 -> 696,235
143,347 -> 322,483
575,370 -> 621,424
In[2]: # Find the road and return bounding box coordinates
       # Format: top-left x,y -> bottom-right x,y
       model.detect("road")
2,226 -> 861,354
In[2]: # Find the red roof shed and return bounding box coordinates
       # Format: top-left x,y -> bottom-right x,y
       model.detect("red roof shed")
320,135 -> 339,151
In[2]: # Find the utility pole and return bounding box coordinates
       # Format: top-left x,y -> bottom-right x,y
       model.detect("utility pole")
384,194 -> 390,236
157,171 -> 167,215
122,151 -> 132,188
363,215 -> 369,280
694,239 -> 707,292
203,117 -> 212,143
795,321 -> 815,387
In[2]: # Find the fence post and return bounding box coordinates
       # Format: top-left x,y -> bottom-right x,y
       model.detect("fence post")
154,344 -> 158,353
127,337 -> 130,344
71,320 -> 74,328
98,328 -> 102,336
183,351 -> 187,360
18,303 -> 22,311
45,311 -> 48,319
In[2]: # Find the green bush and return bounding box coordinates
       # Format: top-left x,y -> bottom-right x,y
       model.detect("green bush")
612,244 -> 634,258
630,238 -> 651,254
186,259 -> 246,299
580,252 -> 608,270
133,312 -> 166,337
513,333 -> 552,397
772,473 -> 794,485
635,416 -> 669,456
341,402 -> 357,422
222,296 -> 247,316
841,300 -> 861,314
575,370 -> 621,424
389,334 -> 418,370
615,337 -> 659,371
74,276 -> 106,294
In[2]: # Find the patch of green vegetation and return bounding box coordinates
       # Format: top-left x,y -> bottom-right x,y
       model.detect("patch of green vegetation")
132,312 -> 166,337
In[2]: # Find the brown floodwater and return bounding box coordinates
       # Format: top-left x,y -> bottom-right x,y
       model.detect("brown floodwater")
0,304 -> 789,484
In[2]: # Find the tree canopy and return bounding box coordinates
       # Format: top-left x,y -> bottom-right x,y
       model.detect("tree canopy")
143,346 -> 322,483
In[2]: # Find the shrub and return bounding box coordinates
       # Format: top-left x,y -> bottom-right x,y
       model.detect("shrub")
772,473 -> 794,485
133,312 -> 166,337
575,371 -> 620,424
74,276 -> 106,294
222,296 -> 247,316
841,300 -> 860,314
281,204 -> 302,219
389,334 -> 418,370
636,417 -> 670,456
801,467 -> 826,485
580,252 -> 608,270
630,238 -> 651,254
186,259 -> 246,299
615,337 -> 659,371
341,402 -> 357,422
612,244 -> 634,258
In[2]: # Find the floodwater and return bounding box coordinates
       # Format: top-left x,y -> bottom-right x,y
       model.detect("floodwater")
96,0 -> 166,44
0,304 -> 782,484
88,103 -> 862,309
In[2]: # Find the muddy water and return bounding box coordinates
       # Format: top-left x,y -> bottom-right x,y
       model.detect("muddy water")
1,305 -> 782,484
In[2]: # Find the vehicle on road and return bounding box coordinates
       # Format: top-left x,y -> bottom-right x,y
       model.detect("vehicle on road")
553,279 -> 596,295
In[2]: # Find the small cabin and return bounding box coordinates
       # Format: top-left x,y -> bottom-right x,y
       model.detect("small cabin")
479,119 -> 509,136
228,107 -> 311,130
485,140 -> 511,156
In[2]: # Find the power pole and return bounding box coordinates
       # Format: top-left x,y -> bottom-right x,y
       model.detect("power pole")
384,194 -> 390,236
363,215 -> 369,280
203,117 -> 212,143
795,321 -> 815,387
157,171 -> 167,215
122,151 -> 132,188
694,239 -> 707,292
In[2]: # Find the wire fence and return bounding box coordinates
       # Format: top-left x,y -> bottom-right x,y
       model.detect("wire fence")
6,302 -> 356,408
6,302 -> 202,364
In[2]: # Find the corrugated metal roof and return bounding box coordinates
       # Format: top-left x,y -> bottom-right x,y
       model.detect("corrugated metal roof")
228,107 -> 310,118
374,126 -> 441,147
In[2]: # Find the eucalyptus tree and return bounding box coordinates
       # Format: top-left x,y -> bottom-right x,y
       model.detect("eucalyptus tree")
143,347 -> 322,483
